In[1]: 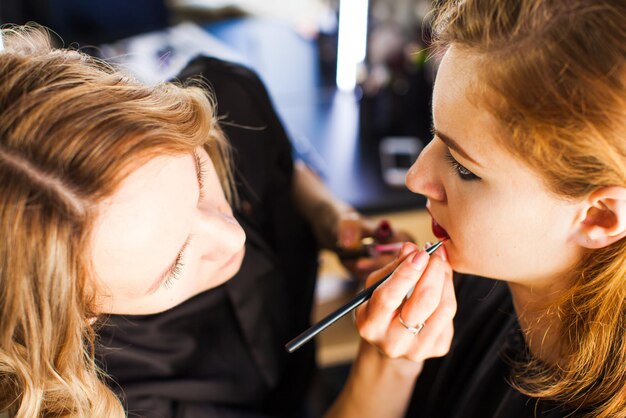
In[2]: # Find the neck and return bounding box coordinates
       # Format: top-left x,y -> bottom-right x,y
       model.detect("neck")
507,277 -> 572,365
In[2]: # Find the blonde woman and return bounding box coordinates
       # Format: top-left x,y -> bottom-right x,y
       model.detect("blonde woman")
0,25 -> 449,418
0,24 -> 241,417
349,1 -> 626,417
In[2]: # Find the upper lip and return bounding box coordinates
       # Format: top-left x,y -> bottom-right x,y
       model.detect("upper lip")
426,206 -> 449,236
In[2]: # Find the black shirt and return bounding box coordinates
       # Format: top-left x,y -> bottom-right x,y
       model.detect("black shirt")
407,275 -> 581,418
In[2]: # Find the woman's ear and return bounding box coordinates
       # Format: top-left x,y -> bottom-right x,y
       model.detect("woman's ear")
573,186 -> 626,249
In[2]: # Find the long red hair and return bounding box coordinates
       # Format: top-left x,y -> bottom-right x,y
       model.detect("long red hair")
431,1 -> 626,416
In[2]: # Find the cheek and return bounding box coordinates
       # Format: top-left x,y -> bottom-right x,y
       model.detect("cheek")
447,190 -> 579,282
444,193 -> 510,273
443,183 -> 532,271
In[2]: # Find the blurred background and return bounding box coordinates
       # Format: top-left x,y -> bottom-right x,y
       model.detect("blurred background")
0,0 -> 437,214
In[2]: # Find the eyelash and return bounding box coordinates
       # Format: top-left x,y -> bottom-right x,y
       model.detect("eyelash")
162,239 -> 190,289
194,151 -> 208,200
444,149 -> 480,181
161,151 -> 207,290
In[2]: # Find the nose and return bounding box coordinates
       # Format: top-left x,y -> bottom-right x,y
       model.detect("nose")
194,205 -> 246,260
405,139 -> 447,203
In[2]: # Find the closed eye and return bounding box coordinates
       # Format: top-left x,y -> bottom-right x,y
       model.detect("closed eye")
162,237 -> 190,289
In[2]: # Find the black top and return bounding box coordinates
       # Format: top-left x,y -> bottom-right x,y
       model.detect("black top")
96,56 -> 319,418
407,275 -> 582,418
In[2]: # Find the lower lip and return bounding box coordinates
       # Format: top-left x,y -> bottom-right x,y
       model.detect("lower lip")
431,218 -> 450,240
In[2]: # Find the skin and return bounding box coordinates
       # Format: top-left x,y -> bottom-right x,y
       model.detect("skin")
334,45 -> 626,418
89,149 -> 409,316
86,143 -> 435,418
407,47 -> 585,291
91,147 -> 246,315
403,45 -> 626,363
404,45 -> 586,361
86,140 -> 432,418
82,46 -> 625,416
292,161 -> 414,280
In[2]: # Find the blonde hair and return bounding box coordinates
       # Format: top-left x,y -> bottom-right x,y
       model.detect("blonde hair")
0,25 -> 233,417
431,1 -> 626,416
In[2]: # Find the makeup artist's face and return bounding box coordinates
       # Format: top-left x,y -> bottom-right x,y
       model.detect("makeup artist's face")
91,147 -> 246,315
406,46 -> 584,289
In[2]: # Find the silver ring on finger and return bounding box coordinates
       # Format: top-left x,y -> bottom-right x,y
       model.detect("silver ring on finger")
398,314 -> 425,336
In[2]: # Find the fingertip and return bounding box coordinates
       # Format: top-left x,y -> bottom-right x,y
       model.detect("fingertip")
339,230 -> 359,248
356,258 -> 376,271
410,250 -> 429,270
400,242 -> 413,257
433,245 -> 447,262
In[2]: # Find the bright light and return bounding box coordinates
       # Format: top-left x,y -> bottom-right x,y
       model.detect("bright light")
0,33 -> 4,52
336,0 -> 369,91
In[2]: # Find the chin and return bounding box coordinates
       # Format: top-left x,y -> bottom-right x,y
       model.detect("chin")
444,246 -> 479,277
220,257 -> 244,285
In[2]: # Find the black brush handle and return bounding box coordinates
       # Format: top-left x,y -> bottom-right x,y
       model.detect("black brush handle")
285,241 -> 443,353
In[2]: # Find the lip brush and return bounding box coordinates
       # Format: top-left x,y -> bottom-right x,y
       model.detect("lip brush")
285,240 -> 445,353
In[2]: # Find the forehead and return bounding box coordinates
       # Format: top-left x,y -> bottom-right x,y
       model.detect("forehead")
432,47 -> 509,164
90,153 -> 197,294
433,47 -> 478,111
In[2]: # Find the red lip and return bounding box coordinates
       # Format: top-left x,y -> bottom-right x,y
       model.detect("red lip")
426,207 -> 450,240
431,218 -> 450,240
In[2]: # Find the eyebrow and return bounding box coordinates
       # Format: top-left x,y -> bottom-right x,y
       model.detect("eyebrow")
145,151 -> 204,295
433,128 -> 482,167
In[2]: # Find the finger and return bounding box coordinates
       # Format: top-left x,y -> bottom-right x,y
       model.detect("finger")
355,253 -> 396,272
361,257 -> 400,288
389,256 -> 447,350
399,249 -> 452,331
405,269 -> 456,360
337,216 -> 363,248
359,263 -> 455,362
359,249 -> 430,331
405,321 -> 454,362
362,242 -> 418,287
356,243 -> 419,340
352,241 -> 412,278
371,274 -> 448,360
